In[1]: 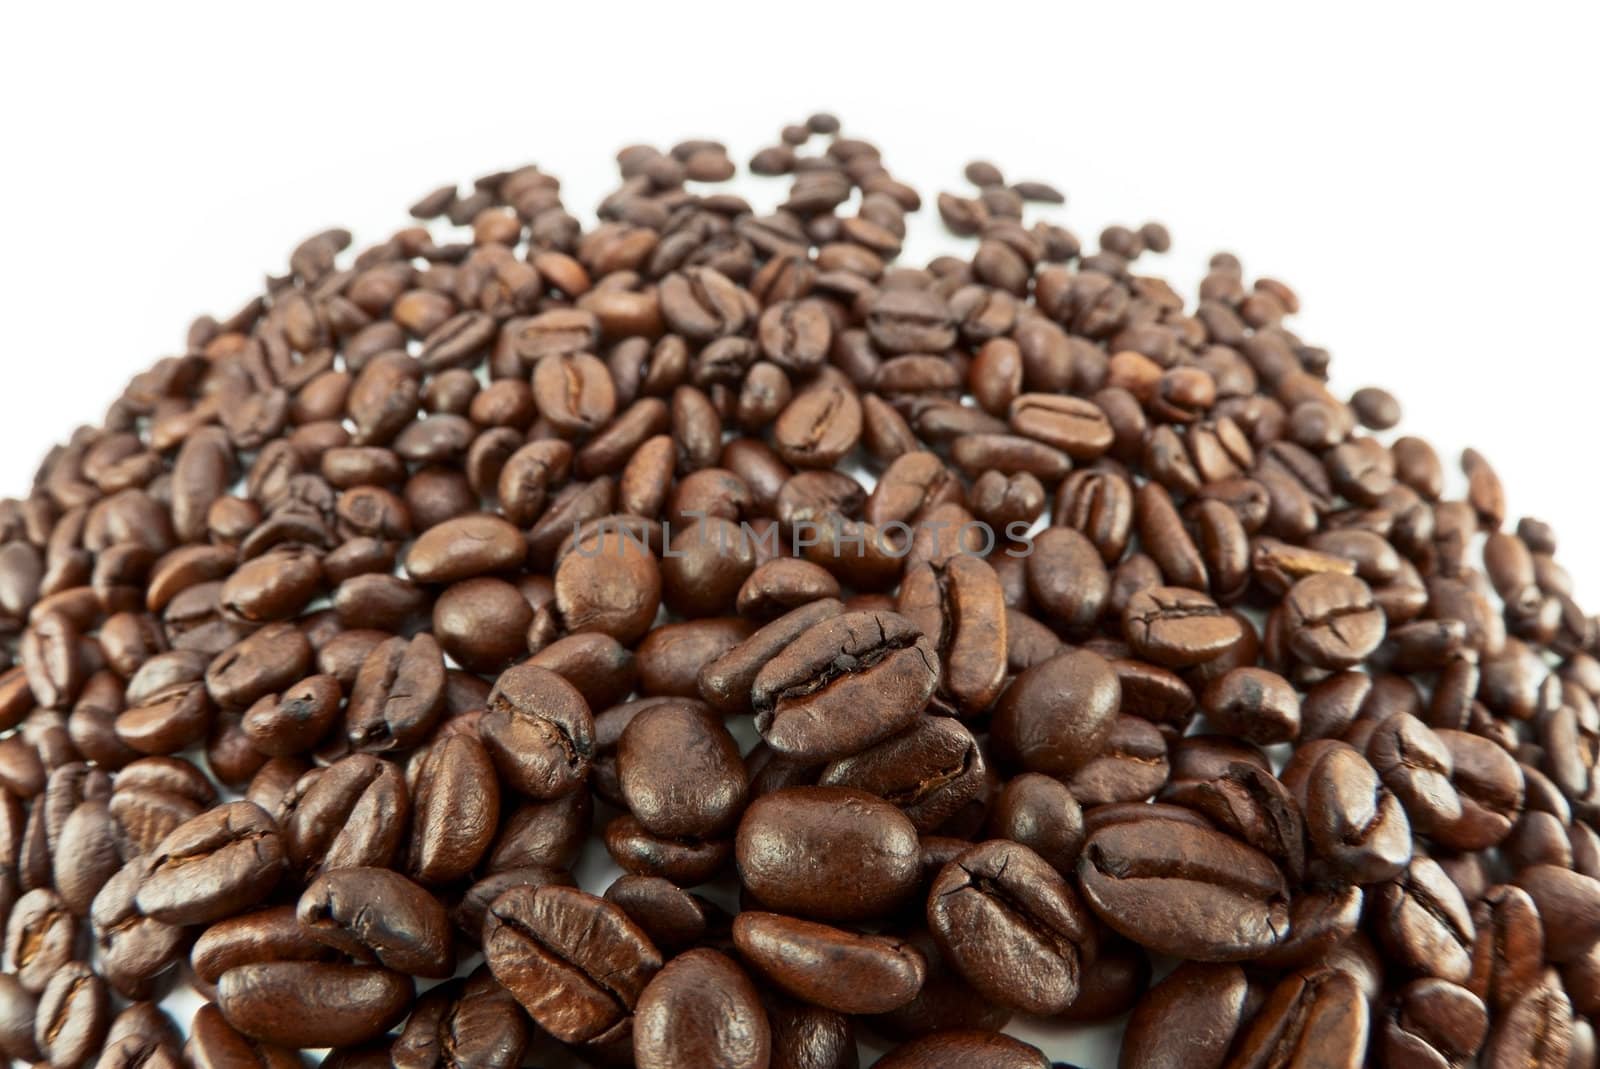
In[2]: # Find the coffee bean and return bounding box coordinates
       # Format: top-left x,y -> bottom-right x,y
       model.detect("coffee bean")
483,884 -> 662,1045
1123,586 -> 1245,667
1226,967 -> 1370,1069
818,714 -> 985,832
190,905 -> 338,986
736,786 -> 919,922
1290,741 -> 1413,884
992,649 -> 1121,777
751,610 -> 939,762
297,866 -> 454,978
619,699 -> 747,837
481,663 -> 594,799
345,632 -> 446,751
1122,962 -> 1253,1069
405,513 -> 525,584
187,1002 -> 304,1069
1469,884 -> 1545,1014
34,962 -> 110,1069
734,911 -> 925,1014
407,734 -> 499,885
279,752 -> 408,872
1078,817 -> 1290,960
134,801 -> 284,926
1514,864 -> 1600,963
928,839 -> 1094,1015
633,948 -> 770,1069
1483,977 -> 1574,1069
388,973 -> 530,1069
1373,855 -> 1476,982
217,961 -> 414,1049
874,1029 -> 1053,1069
1283,573 -> 1387,669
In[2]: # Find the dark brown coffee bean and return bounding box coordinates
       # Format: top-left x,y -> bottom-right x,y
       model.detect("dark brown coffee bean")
1379,977 -> 1488,1069
736,786 -> 919,922
619,699 -> 747,837
241,673 -> 340,758
991,649 -> 1121,777
1469,884 -> 1545,1014
1374,855 -> 1476,982
1291,741 -> 1413,883
190,904 -> 338,986
874,1031 -> 1047,1069
481,663 -> 594,799
1483,977 -> 1574,1069
279,753 -> 408,873
700,598 -> 843,715
1124,586 -> 1245,667
734,911 -> 925,1014
1202,666 -> 1301,745
187,1002 -> 306,1069
896,557 -> 1007,716
927,839 -> 1094,1015
1515,864 -> 1600,963
633,948 -> 769,1069
408,734 -> 499,885
818,714 -> 984,832
6,887 -> 78,993
344,632 -> 446,752
1079,817 -> 1289,960
1226,967 -> 1369,1069
483,884 -> 662,1046
387,973 -> 531,1069
132,801 -> 283,926
751,610 -> 939,762
297,866 -> 452,979
1283,573 -> 1387,669
34,962 -> 110,1069
217,961 -> 413,1049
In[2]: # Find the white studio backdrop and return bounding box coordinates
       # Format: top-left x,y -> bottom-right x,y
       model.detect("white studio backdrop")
1,2 -> 1597,1066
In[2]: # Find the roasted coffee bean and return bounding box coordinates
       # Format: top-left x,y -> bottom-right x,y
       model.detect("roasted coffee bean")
388,973 -> 530,1069
1124,586 -> 1245,667
1483,977 -> 1574,1069
280,752 -> 408,872
1288,740 -> 1413,883
734,911 -> 925,1014
928,839 -> 1094,1015
736,786 -> 919,922
1515,864 -> 1600,963
481,662 -> 594,798
619,699 -> 747,837
34,962 -> 110,1069
874,1031 -> 1048,1069
751,610 -> 939,762
217,961 -> 414,1049
405,513 -> 525,583
134,801 -> 284,926
1226,967 -> 1370,1069
1469,884 -> 1545,1014
186,1002 -> 302,1069
408,734 -> 499,885
633,948 -> 771,1069
896,557 -> 1008,716
1121,962 -> 1253,1069
992,649 -> 1121,777
483,884 -> 662,1046
298,866 -> 454,978
1078,817 -> 1290,960
1374,855 -> 1476,982
700,598 -> 842,714
6,886 -> 78,992
818,714 -> 985,832
190,904 -> 338,986
345,632 -> 447,752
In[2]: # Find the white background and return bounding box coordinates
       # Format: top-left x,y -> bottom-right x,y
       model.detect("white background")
3,2 -> 1598,1065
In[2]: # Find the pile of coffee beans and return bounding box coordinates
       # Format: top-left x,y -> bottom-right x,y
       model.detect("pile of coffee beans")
1,112 -> 1596,1069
